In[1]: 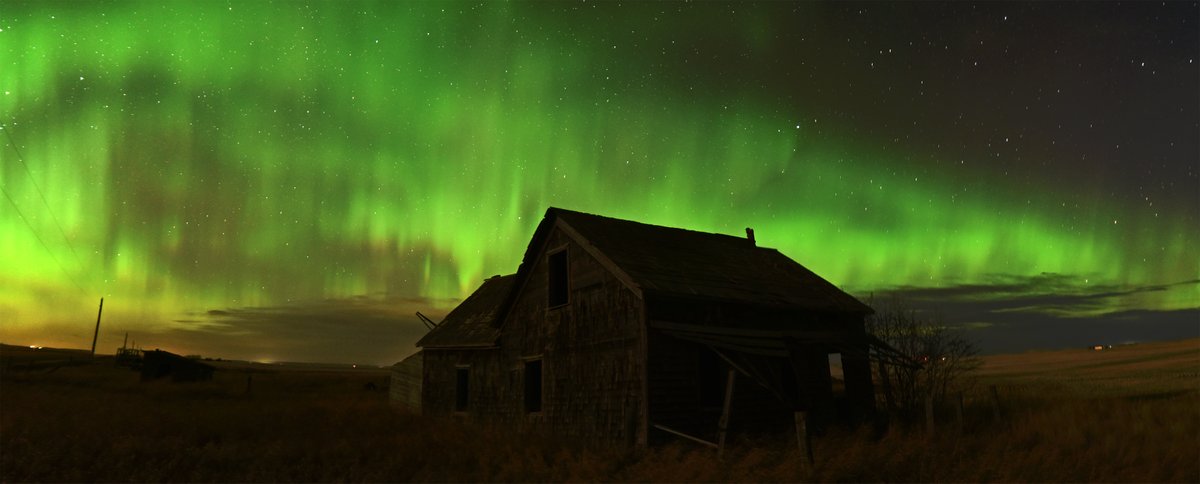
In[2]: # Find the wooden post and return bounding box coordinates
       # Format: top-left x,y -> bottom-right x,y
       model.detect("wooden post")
717,369 -> 736,459
90,298 -> 104,357
794,411 -> 813,468
925,394 -> 935,436
955,392 -> 965,435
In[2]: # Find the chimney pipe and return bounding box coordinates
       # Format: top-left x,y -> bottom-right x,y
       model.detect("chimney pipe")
745,228 -> 755,246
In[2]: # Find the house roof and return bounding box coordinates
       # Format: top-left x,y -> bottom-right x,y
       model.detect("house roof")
547,208 -> 872,314
416,274 -> 515,348
422,208 -> 871,348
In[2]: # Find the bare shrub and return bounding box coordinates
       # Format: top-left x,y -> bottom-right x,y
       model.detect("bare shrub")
866,296 -> 982,416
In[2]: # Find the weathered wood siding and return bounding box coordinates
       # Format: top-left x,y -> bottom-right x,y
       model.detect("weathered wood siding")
422,349 -> 505,417
422,226 -> 646,446
389,351 -> 423,414
501,227 -> 646,445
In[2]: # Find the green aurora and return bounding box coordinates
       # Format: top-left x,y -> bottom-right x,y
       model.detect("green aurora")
1,2 -> 1196,360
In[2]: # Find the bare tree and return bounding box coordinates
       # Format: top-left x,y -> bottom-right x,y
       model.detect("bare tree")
866,296 -> 981,416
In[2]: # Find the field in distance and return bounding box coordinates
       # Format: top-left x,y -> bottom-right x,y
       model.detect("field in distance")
1,338 -> 1196,482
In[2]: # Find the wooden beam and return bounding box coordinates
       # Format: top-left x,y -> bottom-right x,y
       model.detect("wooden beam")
795,411 -> 813,468
662,333 -> 790,358
650,320 -> 846,340
555,219 -> 643,298
717,368 -> 736,459
651,423 -> 718,449
90,298 -> 103,357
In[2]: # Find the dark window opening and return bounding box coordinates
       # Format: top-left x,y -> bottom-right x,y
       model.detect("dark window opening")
455,367 -> 469,412
698,348 -> 725,409
524,359 -> 543,413
547,249 -> 568,307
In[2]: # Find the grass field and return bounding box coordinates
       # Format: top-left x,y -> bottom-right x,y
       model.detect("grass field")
2,339 -> 1197,482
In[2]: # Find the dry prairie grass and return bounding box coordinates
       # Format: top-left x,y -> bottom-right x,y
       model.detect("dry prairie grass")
2,339 -> 1197,482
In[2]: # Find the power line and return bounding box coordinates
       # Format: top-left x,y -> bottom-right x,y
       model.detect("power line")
1,125 -> 88,275
0,183 -> 87,294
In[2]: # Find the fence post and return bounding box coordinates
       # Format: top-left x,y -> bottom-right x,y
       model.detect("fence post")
794,411 -> 813,469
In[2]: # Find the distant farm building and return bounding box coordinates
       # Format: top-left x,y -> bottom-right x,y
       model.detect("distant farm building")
140,349 -> 215,382
413,208 -> 902,448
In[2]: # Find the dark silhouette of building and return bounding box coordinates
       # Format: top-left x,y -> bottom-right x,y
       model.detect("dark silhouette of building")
140,349 -> 215,382
416,208 -> 895,448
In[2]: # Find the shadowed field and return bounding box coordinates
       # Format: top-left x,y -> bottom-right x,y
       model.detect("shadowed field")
2,339 -> 1197,482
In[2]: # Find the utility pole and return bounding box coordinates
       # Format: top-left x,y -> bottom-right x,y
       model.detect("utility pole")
91,297 -> 103,357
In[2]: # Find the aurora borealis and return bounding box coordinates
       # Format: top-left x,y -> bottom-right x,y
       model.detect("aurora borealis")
2,2 -> 1197,364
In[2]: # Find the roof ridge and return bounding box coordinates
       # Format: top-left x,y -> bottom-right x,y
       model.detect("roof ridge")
546,207 -> 870,314
548,207 -> 755,245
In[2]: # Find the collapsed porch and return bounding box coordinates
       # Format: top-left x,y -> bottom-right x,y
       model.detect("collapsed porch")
646,319 -> 913,450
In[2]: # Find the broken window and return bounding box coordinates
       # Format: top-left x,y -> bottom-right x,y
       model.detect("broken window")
524,359 -> 543,413
547,249 -> 568,307
455,366 -> 469,412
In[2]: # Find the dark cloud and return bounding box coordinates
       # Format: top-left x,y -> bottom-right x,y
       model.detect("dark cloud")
156,295 -> 457,365
136,274 -> 1198,363
865,274 -> 1200,354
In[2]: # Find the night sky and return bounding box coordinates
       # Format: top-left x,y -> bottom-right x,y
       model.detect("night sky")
2,2 -> 1197,364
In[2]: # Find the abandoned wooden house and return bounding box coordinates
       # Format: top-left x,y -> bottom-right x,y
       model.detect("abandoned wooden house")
415,207 -> 899,448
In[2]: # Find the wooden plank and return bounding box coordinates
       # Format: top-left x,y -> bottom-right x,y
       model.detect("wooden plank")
650,320 -> 846,340
795,411 -> 813,468
664,334 -> 790,357
717,369 -> 736,459
652,423 -> 718,449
